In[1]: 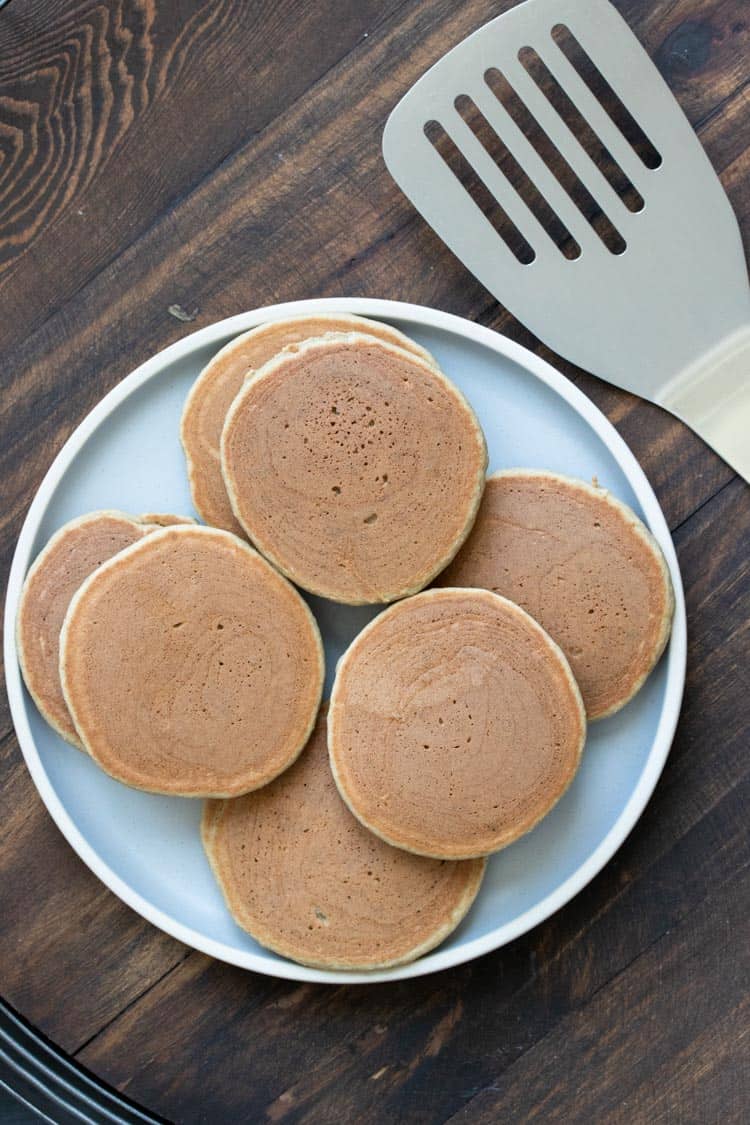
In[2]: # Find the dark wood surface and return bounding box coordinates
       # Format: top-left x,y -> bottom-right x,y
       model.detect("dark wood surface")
1,0 -> 748,1121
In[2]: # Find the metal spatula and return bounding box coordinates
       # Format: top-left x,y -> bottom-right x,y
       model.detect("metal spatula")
383,0 -> 750,481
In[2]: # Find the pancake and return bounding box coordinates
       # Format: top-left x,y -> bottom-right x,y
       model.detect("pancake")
329,588 -> 586,859
436,470 -> 675,719
180,314 -> 438,535
221,332 -> 487,604
17,511 -> 152,747
139,513 -> 197,526
203,709 -> 485,970
59,525 -> 324,796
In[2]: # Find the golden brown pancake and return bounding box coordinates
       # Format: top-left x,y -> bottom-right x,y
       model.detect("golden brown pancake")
203,709 -> 485,970
59,525 -> 324,796
17,511 -> 152,747
180,314 -> 438,535
329,588 -> 586,859
221,332 -> 487,604
436,470 -> 675,719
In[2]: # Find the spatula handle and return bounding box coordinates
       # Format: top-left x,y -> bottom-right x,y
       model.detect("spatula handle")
658,327 -> 750,484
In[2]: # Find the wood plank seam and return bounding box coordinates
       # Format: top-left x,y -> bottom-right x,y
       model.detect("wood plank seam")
70,948 -> 193,1058
693,73 -> 750,132
668,471 -> 738,536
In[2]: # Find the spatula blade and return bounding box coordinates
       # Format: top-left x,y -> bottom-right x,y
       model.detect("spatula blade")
383,0 -> 750,400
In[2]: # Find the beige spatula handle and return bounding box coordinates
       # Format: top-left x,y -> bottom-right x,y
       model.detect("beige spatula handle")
658,326 -> 750,484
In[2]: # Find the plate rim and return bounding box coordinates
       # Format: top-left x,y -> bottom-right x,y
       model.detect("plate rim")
3,297 -> 687,984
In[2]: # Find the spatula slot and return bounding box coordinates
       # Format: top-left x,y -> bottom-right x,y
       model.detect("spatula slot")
484,65 -> 626,256
423,120 -> 536,264
509,52 -> 643,216
454,93 -> 580,260
550,24 -> 662,171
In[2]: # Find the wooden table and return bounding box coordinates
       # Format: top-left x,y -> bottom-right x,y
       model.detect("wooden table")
1,1 -> 748,1121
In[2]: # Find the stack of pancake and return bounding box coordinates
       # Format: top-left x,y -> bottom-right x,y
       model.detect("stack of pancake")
18,314 -> 674,971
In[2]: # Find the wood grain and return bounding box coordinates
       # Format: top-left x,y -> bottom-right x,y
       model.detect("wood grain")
1,0 -> 748,1121
447,866 -> 749,1124
0,0 -> 407,332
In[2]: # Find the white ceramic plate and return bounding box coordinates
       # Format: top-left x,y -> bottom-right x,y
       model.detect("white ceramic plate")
4,298 -> 686,984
